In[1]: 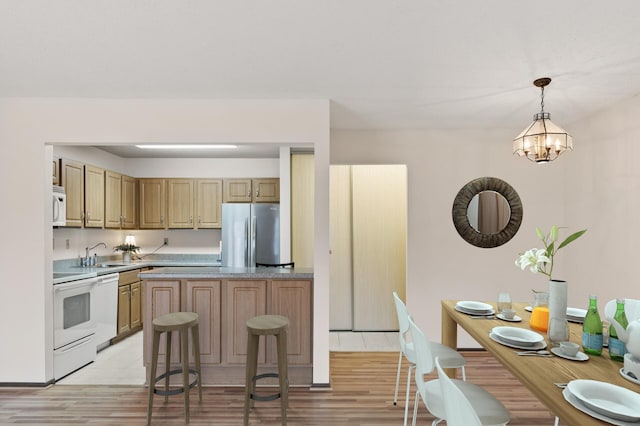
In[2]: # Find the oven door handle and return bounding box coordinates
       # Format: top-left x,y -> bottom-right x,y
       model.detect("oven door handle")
53,278 -> 98,293
56,334 -> 94,353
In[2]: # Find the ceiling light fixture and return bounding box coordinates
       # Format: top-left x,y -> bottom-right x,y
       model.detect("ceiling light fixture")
135,144 -> 237,149
513,77 -> 572,163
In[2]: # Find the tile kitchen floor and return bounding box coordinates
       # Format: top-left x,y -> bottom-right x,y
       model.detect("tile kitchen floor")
56,331 -> 399,385
56,331 -> 146,386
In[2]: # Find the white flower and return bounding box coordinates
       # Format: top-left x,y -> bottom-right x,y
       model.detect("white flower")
515,248 -> 550,274
515,226 -> 586,280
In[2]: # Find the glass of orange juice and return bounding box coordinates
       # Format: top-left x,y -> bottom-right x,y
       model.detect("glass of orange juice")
529,291 -> 549,332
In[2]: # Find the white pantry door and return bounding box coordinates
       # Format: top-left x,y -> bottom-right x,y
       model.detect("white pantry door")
330,165 -> 407,331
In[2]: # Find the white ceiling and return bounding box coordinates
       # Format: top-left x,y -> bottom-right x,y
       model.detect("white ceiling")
2,0 -> 640,142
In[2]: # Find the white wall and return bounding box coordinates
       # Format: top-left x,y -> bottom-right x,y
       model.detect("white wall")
330,118 -> 635,347
0,98 -> 330,384
564,94 -> 640,306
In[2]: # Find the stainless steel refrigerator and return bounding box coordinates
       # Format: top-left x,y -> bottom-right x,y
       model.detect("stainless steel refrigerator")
221,203 -> 280,267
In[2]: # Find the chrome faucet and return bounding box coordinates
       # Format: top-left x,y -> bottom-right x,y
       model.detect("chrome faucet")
83,242 -> 107,266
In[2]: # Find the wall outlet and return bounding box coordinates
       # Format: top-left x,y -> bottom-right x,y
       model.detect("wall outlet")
164,237 -> 169,245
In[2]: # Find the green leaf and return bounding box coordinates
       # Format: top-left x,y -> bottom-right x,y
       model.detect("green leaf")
545,242 -> 554,257
557,229 -> 587,250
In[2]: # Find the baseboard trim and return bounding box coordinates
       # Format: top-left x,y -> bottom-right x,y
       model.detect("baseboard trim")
0,380 -> 53,388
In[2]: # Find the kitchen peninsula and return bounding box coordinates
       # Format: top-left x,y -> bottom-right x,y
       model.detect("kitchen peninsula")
139,266 -> 314,386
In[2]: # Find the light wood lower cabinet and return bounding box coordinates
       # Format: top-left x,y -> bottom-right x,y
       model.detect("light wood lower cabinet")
222,281 -> 267,364
268,280 -> 312,365
184,280 -> 221,364
143,278 -> 313,385
115,269 -> 144,342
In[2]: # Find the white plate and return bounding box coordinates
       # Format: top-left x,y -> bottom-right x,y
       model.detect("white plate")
496,313 -> 522,322
455,301 -> 494,314
563,388 -> 638,426
492,326 -> 545,347
524,305 -> 533,312
620,368 -> 640,385
489,332 -> 547,351
455,305 -> 495,316
566,307 -> 587,323
550,347 -> 589,362
567,379 -> 640,422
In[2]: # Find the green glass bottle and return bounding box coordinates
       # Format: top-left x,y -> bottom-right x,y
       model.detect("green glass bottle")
609,298 -> 628,361
582,295 -> 603,355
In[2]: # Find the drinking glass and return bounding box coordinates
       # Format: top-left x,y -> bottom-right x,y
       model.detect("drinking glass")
497,291 -> 512,315
530,291 -> 549,332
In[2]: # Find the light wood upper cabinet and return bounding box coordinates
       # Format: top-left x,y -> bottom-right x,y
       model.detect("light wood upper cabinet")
60,159 -> 84,227
105,171 -> 123,229
167,179 -> 194,228
223,178 -> 252,203
52,159 -> 60,185
106,171 -> 137,229
223,178 -> 279,203
121,175 -> 137,229
84,165 -> 105,228
139,178 -> 166,229
196,179 -> 222,228
253,178 -> 279,203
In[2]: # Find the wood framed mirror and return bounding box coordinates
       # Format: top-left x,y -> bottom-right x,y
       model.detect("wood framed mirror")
452,177 -> 523,248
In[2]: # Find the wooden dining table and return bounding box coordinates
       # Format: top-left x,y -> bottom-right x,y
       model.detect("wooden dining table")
441,300 -> 640,426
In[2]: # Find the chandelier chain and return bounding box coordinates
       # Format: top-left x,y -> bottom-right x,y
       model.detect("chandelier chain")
540,86 -> 545,113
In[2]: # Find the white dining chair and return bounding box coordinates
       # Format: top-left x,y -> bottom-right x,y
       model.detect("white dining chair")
605,298 -> 640,322
434,356 -> 510,426
392,292 -> 467,426
408,316 -> 509,426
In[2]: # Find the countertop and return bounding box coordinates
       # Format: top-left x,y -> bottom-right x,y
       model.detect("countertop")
53,257 -> 312,284
139,266 -> 314,279
53,256 -> 222,284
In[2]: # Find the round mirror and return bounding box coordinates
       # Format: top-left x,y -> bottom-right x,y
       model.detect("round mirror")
452,177 -> 522,248
466,191 -> 511,234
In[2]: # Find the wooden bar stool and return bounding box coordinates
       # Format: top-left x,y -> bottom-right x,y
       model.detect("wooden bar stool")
243,314 -> 289,426
147,312 -> 202,425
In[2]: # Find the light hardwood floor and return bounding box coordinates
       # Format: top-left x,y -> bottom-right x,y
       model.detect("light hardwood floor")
0,351 -> 559,425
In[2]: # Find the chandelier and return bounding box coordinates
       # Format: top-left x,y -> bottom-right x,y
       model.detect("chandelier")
513,77 -> 573,163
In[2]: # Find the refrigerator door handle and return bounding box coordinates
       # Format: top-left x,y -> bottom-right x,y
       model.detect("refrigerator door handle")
244,218 -> 249,267
250,216 -> 257,266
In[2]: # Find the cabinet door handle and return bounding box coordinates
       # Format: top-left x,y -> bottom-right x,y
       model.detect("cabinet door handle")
198,216 -> 201,224
160,216 -> 164,225
247,190 -> 251,197
256,189 -> 259,197
189,216 -> 193,224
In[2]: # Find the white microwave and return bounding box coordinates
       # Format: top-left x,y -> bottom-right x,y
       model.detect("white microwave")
53,185 -> 66,226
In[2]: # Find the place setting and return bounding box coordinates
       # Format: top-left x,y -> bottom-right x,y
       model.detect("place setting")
549,341 -> 589,362
523,305 -> 587,324
562,379 -> 640,425
489,326 -> 547,351
454,300 -> 495,318
495,291 -> 522,322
